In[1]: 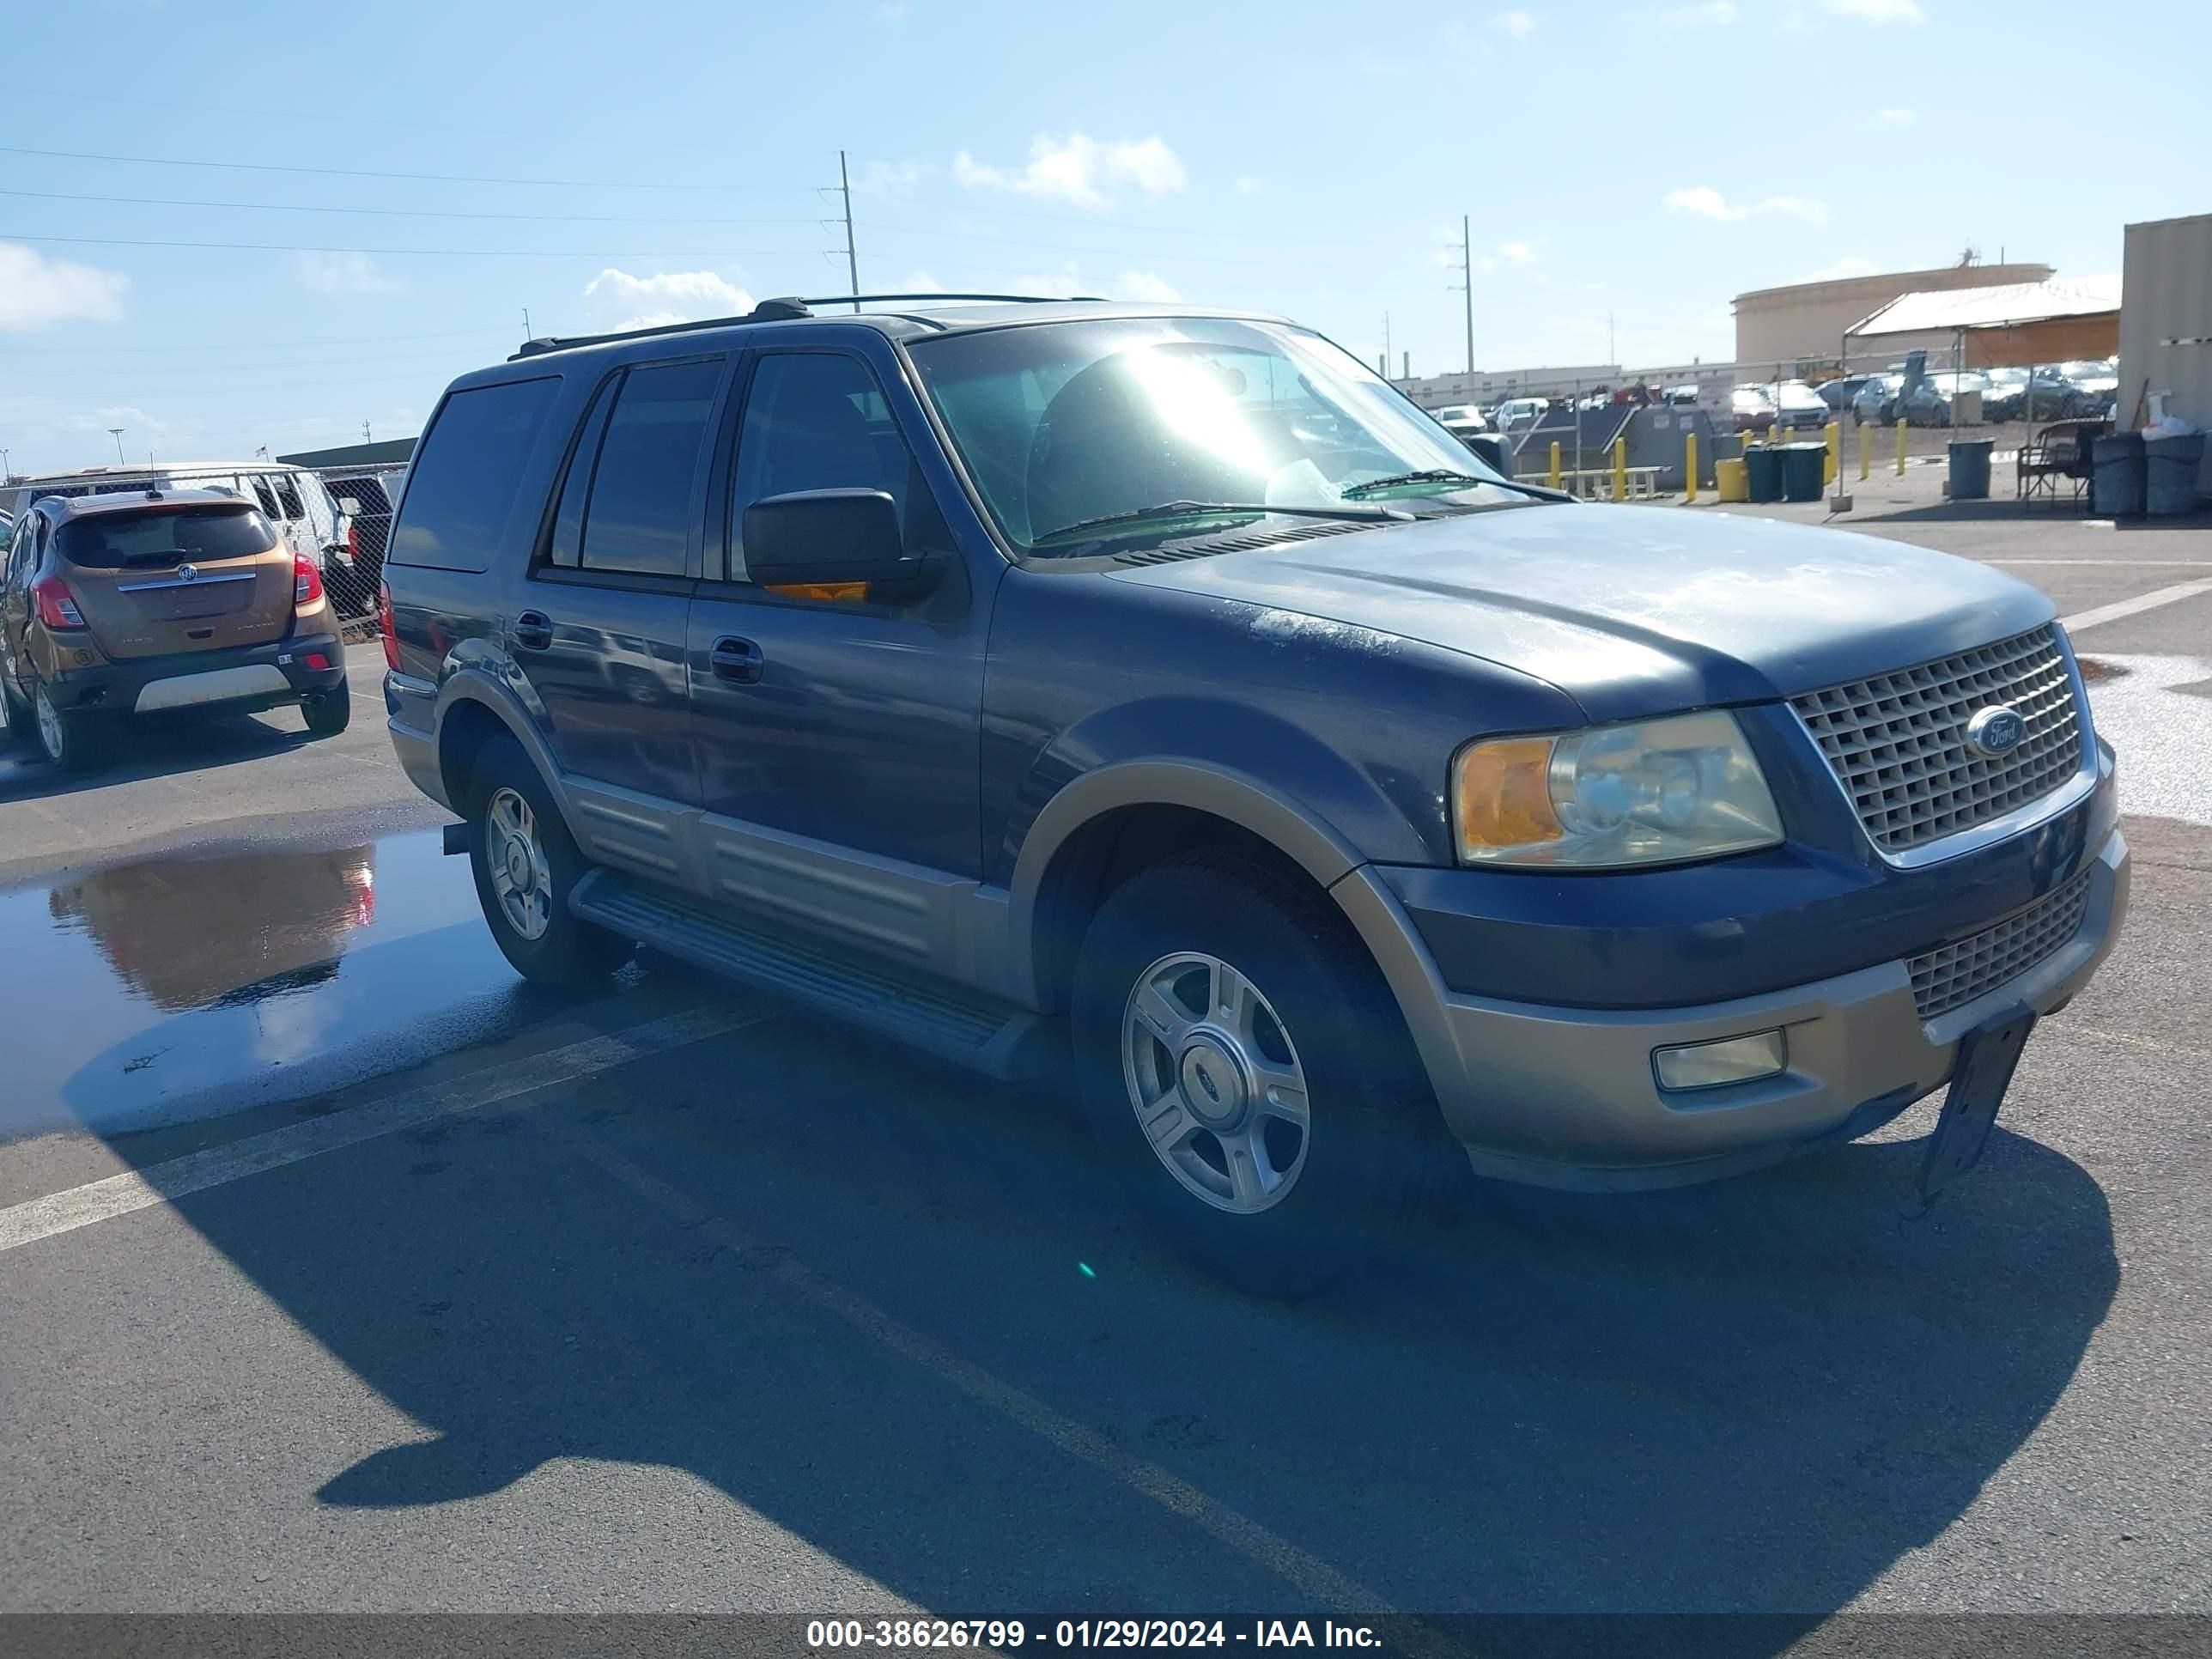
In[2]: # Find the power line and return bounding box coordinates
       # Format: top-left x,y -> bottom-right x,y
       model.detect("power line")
1,232 -> 817,258
0,187 -> 825,225
4,325 -> 515,356
0,144 -> 819,193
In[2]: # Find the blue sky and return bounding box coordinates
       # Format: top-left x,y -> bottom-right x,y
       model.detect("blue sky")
2,0 -> 2203,474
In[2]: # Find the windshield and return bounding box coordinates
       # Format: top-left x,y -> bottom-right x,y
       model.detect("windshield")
905,316 -> 1524,555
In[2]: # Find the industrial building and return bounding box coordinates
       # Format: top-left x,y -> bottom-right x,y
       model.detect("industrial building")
1735,260 -> 2052,368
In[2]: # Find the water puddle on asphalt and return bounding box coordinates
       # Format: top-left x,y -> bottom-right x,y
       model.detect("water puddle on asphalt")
0,830 -> 552,1142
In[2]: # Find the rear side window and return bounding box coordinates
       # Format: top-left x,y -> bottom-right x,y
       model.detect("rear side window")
270,474 -> 307,520
390,377 -> 561,571
569,358 -> 723,578
58,507 -> 278,568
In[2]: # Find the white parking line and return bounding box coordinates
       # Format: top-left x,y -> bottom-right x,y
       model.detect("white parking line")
2062,577 -> 2212,634
0,1003 -> 768,1255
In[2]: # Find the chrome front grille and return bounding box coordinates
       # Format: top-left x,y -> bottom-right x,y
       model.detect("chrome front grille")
1907,869 -> 2094,1020
1791,625 -> 2083,856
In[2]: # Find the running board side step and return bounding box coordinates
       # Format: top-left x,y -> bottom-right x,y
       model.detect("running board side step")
568,868 -> 1057,1080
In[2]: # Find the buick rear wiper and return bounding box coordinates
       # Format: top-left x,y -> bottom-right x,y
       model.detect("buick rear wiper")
1030,499 -> 1409,550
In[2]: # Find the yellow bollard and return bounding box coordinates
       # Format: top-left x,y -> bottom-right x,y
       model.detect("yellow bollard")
1894,418 -> 1906,477
1613,436 -> 1627,502
1685,432 -> 1699,503
1859,418 -> 1871,481
1548,441 -> 1562,490
1824,421 -> 1840,485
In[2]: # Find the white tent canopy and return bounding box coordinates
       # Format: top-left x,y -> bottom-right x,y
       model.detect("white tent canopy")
1850,275 -> 2121,339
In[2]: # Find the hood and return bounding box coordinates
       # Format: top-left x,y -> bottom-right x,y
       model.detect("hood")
1103,503 -> 2053,723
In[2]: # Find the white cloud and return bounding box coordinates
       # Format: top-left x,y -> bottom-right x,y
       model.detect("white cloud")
1801,256 -> 1879,282
70,404 -> 198,451
1489,8 -> 1537,37
900,270 -> 947,294
1498,240 -> 1538,264
1663,185 -> 1829,223
296,252 -> 401,295
953,132 -> 1188,210
1112,270 -> 1182,303
582,267 -> 753,331
1005,266 -> 1182,303
1822,0 -> 1925,21
1877,106 -> 1917,125
1235,174 -> 1261,195
875,1 -> 907,16
857,158 -> 928,195
0,242 -> 128,331
1661,0 -> 1735,21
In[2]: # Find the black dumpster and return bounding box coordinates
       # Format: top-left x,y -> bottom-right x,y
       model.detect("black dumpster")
1781,443 -> 1826,502
1744,444 -> 1784,504
1947,438 -> 1994,501
2144,431 -> 2205,515
2093,432 -> 2147,517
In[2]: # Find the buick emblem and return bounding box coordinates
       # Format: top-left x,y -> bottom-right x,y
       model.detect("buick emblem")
1966,705 -> 2025,757
175,563 -> 199,583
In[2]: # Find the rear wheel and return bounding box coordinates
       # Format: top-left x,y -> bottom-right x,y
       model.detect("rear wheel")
301,680 -> 352,737
1071,854 -> 1449,1296
32,682 -> 98,772
465,732 -> 634,985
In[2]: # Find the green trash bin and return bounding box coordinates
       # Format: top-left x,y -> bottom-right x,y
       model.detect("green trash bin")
1781,443 -> 1826,502
1744,444 -> 1784,504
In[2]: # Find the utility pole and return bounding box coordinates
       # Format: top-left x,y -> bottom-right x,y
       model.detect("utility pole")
1382,311 -> 1392,381
522,307 -> 532,339
1451,215 -> 1475,377
839,149 -> 860,313
362,419 -> 373,444
108,428 -> 125,464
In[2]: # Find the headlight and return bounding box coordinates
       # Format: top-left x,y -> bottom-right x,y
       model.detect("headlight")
1453,711 -> 1783,868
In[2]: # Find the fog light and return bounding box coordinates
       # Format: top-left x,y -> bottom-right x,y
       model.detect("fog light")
303,652 -> 331,672
1653,1030 -> 1788,1091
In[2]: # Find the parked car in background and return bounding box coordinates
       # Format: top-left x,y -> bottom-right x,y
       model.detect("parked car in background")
1,486 -> 349,769
1731,385 -> 1778,434
1853,373 -> 1954,427
1492,396 -> 1547,430
380,295 -> 2128,1288
1815,374 -> 1877,412
7,462 -> 354,586
319,469 -> 407,617
1764,380 -> 1830,430
2060,360 -> 2118,418
1429,404 -> 1492,438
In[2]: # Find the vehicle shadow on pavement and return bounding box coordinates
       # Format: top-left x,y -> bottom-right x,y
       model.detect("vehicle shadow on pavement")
77,988 -> 2117,1626
0,710 -> 319,803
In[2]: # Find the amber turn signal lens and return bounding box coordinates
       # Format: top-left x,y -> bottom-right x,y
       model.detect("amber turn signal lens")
1454,736 -> 1563,854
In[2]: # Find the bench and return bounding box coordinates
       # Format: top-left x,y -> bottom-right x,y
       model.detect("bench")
2017,418 -> 2106,507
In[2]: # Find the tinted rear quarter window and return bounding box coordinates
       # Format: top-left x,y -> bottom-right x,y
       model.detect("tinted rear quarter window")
574,358 -> 724,577
58,507 -> 278,568
390,377 -> 561,572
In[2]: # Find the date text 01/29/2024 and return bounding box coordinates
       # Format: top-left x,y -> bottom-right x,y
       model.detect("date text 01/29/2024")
804,1619 -> 1383,1649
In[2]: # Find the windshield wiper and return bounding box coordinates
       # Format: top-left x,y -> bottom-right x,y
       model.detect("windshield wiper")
1030,499 -> 1409,549
1340,468 -> 1557,501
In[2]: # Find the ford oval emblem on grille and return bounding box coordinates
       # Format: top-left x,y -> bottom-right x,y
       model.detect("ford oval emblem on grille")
175,563 -> 199,583
1966,705 -> 2025,756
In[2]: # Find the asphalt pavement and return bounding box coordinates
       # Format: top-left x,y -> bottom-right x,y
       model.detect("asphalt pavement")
2,496 -> 2208,1634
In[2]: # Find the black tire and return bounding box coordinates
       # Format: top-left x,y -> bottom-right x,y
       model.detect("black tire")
302,679 -> 353,738
28,680 -> 99,772
1,675 -> 34,750
464,732 -> 635,985
1070,853 -> 1451,1297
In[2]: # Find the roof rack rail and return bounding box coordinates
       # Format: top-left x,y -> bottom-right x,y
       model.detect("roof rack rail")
509,291 -> 1108,360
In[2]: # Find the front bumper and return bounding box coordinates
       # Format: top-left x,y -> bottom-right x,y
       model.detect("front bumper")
1337,827 -> 2130,1192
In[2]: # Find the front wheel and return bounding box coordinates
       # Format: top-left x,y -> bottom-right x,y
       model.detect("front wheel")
465,733 -> 635,985
1071,855 -> 1448,1295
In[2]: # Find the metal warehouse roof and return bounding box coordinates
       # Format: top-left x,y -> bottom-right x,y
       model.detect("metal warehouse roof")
1851,276 -> 2121,338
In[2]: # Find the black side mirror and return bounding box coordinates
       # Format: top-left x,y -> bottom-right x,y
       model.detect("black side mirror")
742,489 -> 938,598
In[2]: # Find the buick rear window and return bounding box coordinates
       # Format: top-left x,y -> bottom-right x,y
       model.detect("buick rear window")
58,507 -> 278,568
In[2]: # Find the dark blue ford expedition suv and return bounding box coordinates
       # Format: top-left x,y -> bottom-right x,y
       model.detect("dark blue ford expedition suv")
381,297 -> 2127,1285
